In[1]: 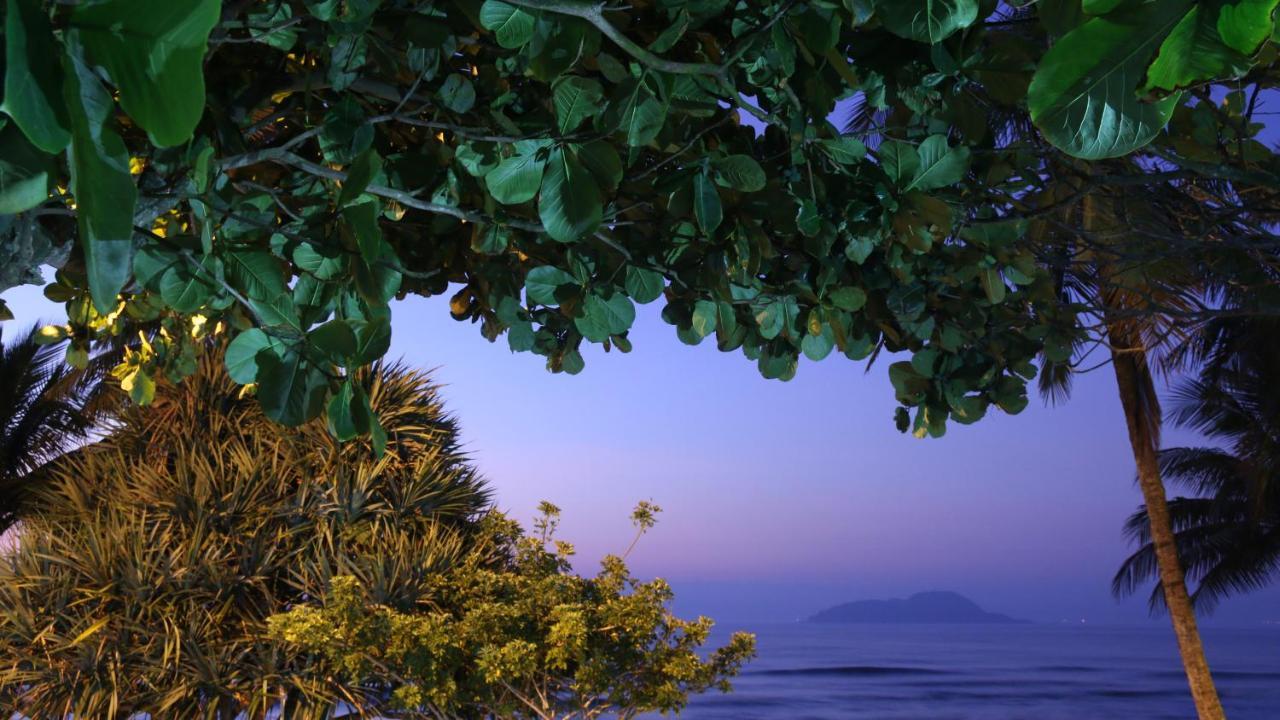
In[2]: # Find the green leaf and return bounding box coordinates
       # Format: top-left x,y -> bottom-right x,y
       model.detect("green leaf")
605,78 -> 667,147
256,349 -> 328,426
888,361 -> 929,404
559,347 -> 585,375
0,124 -> 51,214
538,146 -> 602,243
1143,4 -> 1255,94
158,260 -> 217,313
338,148 -> 381,208
225,328 -> 285,384
2,0 -> 70,152
801,325 -> 835,361
795,199 -> 820,237
576,140 -> 623,192
487,151 -> 548,205
980,268 -> 1007,304
879,141 -> 919,186
828,286 -> 867,312
309,319 -> 357,362
845,235 -> 876,264
62,37 -> 137,314
818,137 -> 867,165
351,318 -> 392,363
875,0 -> 979,43
905,135 -> 970,191
343,199 -> 384,263
353,245 -> 402,307
327,380 -> 373,441
133,245 -> 180,290
690,299 -> 718,339
438,74 -> 476,114
1027,2 -> 1189,159
553,76 -> 604,134
479,0 -> 536,48
713,155 -> 767,192
624,266 -> 665,303
526,265 -> 576,305
1083,0 -> 1125,14
649,9 -> 690,52
693,171 -> 723,235
1217,0 -> 1280,54
910,347 -> 939,378
293,243 -> 347,280
754,298 -> 785,339
72,0 -> 220,147
225,249 -> 287,301
575,292 -> 635,342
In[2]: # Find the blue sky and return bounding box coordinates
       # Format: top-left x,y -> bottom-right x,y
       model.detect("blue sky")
6,280 -> 1277,627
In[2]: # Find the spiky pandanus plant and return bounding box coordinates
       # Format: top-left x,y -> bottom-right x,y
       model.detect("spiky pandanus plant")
0,352 -> 491,719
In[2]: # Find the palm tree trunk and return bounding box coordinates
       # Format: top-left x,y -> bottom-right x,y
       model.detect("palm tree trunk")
1087,192 -> 1225,719
1108,335 -> 1225,719
1085,188 -> 1223,712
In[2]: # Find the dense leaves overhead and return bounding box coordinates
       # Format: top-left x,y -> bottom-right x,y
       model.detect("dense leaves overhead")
1,0 -> 1277,441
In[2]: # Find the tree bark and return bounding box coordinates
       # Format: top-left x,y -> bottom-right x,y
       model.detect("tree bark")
1084,190 -> 1225,719
1101,309 -> 1225,718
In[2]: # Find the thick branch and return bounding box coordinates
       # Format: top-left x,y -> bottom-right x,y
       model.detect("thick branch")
506,0 -> 726,79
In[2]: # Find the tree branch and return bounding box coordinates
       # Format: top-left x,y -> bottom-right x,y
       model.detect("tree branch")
506,0 -> 726,79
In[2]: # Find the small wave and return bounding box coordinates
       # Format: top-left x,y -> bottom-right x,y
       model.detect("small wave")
751,665 -> 950,677
1147,669 -> 1280,681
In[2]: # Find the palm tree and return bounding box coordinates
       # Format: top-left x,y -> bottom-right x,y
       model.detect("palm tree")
1114,315 -> 1280,613
0,323 -> 94,533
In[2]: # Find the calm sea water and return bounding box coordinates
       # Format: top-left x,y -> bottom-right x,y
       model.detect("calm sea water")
658,623 -> 1280,720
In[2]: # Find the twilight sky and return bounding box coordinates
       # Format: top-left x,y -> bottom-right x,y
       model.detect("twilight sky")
5,280 -> 1279,627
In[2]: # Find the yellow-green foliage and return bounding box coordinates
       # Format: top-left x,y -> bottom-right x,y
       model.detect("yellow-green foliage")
0,353 -> 491,719
269,503 -> 757,720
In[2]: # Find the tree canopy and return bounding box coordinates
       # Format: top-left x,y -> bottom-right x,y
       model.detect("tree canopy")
1,0 -> 1278,442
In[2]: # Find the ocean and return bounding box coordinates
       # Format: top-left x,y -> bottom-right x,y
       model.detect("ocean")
659,623 -> 1280,720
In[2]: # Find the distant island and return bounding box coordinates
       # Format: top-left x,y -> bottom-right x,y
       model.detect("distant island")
808,591 -> 1027,624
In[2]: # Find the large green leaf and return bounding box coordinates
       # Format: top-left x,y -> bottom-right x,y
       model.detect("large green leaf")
713,155 -> 767,191
624,266 -> 665,304
538,146 -> 601,243
574,292 -> 635,342
553,76 -> 604,134
693,171 -> 723,235
225,328 -> 286,384
72,0 -> 220,147
62,36 -> 137,314
158,258 -> 217,313
0,124 -> 51,214
875,0 -> 979,43
577,140 -> 623,192
479,0 -> 536,48
487,150 -> 548,205
879,140 -> 919,187
1144,4 -> 1254,94
525,265 -> 576,305
2,0 -> 70,152
605,78 -> 667,147
1028,2 -> 1190,159
1217,0 -> 1280,54
338,148 -> 381,208
256,348 -> 328,426
905,135 -> 970,191
327,380 -> 373,441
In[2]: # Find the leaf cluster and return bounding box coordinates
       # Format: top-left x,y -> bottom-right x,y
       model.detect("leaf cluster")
0,0 -> 1276,439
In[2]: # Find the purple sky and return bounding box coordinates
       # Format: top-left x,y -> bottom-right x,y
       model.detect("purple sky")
5,280 -> 1278,627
